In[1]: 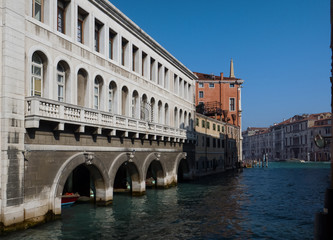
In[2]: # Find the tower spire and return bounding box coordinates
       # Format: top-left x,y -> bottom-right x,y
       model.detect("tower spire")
230,58 -> 235,78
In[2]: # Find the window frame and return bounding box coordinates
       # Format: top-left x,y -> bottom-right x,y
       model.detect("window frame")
32,0 -> 44,22
57,63 -> 65,102
31,55 -> 43,97
229,97 -> 235,111
199,91 -> 204,98
57,1 -> 66,33
94,79 -> 100,110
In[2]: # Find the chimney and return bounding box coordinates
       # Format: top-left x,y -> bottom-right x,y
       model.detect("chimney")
230,58 -> 235,78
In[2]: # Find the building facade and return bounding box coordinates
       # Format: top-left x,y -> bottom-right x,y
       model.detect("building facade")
242,113 -> 331,162
193,59 -> 244,161
194,113 -> 240,176
0,0 -> 197,231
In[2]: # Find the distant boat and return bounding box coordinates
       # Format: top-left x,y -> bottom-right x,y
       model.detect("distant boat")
61,193 -> 80,206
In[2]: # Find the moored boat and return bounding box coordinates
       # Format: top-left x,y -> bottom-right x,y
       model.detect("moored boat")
61,193 -> 80,206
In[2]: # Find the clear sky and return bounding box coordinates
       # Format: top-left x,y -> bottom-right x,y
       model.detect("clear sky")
110,0 -> 330,130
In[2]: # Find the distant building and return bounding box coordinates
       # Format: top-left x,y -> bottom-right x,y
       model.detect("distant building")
193,59 -> 244,161
242,113 -> 331,161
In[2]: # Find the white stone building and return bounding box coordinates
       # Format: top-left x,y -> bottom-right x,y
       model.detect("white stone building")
0,0 -> 196,231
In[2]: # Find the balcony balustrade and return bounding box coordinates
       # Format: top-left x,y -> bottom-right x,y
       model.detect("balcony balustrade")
25,97 -> 196,141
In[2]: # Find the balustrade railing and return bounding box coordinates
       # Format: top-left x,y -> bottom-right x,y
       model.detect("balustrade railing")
25,97 -> 195,140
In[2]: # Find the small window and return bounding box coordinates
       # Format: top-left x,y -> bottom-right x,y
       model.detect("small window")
199,91 -> 204,98
199,82 -> 204,88
33,0 -> 43,22
213,139 -> 216,148
201,120 -> 205,128
77,8 -> 88,44
94,20 -> 103,52
109,29 -> 117,60
230,98 -> 235,111
57,63 -> 65,102
206,121 -> 210,129
213,123 -> 216,131
121,37 -> 129,66
57,1 -> 66,33
132,45 -> 139,72
142,52 -> 147,77
218,125 -> 221,132
230,83 -> 235,88
196,118 -> 199,126
209,83 -> 214,88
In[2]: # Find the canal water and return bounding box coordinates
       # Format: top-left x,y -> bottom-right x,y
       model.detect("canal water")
2,162 -> 330,240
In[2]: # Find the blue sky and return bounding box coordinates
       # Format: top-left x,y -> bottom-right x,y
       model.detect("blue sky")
110,0 -> 330,130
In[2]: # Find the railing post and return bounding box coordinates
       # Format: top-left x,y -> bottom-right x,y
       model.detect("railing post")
59,105 -> 64,119
30,98 -> 40,115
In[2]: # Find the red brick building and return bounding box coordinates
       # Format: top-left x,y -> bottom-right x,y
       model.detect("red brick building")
193,59 -> 244,127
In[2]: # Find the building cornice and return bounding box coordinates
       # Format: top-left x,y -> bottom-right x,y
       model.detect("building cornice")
91,0 -> 198,80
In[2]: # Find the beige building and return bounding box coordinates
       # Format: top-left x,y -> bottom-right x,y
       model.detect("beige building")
194,113 -> 240,176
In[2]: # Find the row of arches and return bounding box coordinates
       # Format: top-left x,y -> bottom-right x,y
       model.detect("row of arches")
51,152 -> 189,213
30,50 -> 193,129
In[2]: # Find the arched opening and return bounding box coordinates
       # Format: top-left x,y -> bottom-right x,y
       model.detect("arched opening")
113,161 -> 140,194
121,86 -> 129,116
62,163 -> 105,205
179,109 -> 183,129
188,112 -> 192,130
174,107 -> 178,128
184,111 -> 188,129
146,160 -> 164,188
31,51 -> 48,97
131,90 -> 139,118
77,68 -> 88,107
177,158 -> 190,183
56,60 -> 70,103
108,81 -> 117,113
164,103 -> 169,125
141,94 -> 149,121
94,75 -> 104,110
157,100 -> 163,124
150,97 -> 155,123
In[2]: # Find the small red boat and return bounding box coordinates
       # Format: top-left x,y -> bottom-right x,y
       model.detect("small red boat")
61,193 -> 80,206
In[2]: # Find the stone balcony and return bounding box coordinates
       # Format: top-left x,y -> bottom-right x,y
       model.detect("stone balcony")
25,97 -> 196,142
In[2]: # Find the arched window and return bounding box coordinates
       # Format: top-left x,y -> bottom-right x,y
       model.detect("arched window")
94,77 -> 103,110
121,86 -> 129,116
57,63 -> 65,102
131,91 -> 139,118
150,98 -> 155,123
179,109 -> 183,129
158,101 -> 163,124
108,81 -> 117,113
141,94 -> 148,121
77,69 -> 88,107
164,103 -> 169,125
31,53 -> 43,96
